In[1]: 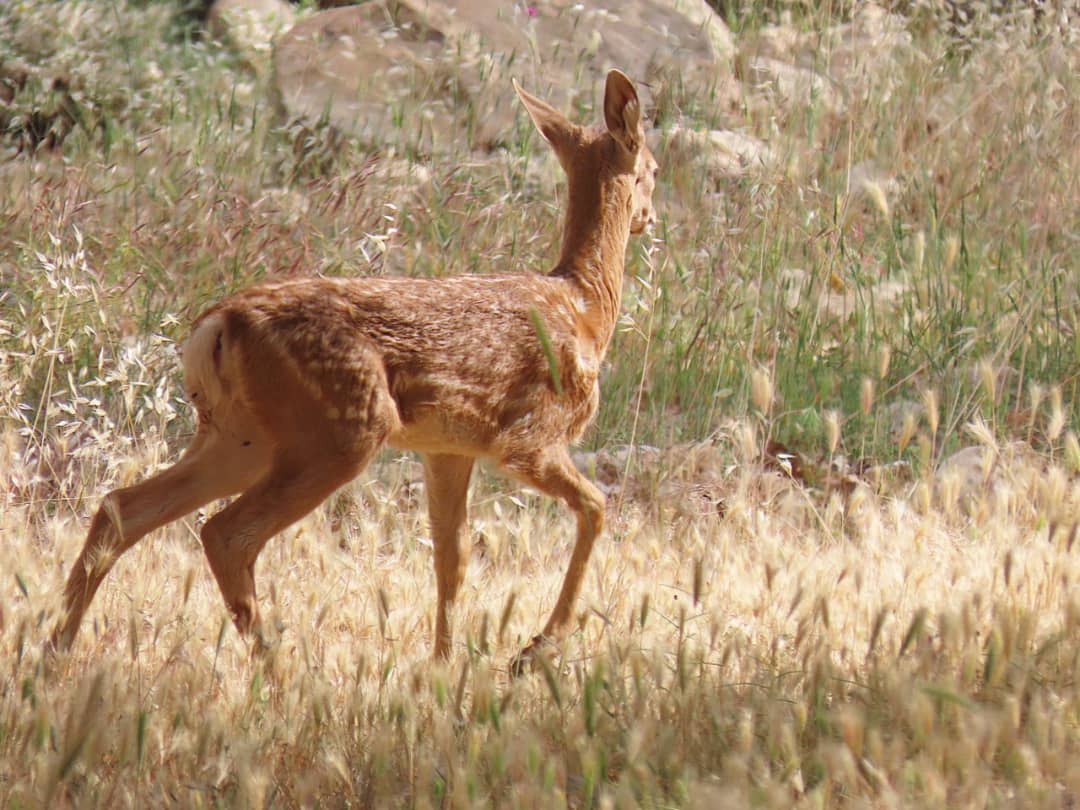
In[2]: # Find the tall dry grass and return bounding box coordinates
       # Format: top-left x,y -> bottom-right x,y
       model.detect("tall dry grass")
1,0 -> 1078,807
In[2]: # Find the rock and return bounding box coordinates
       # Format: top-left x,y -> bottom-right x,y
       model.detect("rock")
272,1 -> 735,153
272,5 -> 452,153
744,4 -> 911,83
936,440 -> 1045,515
885,399 -> 922,443
207,0 -> 295,72
739,4 -> 912,121
817,277 -> 911,321
655,0 -> 736,66
773,266 -> 912,321
745,57 -> 842,118
663,124 -> 776,185
748,20 -> 804,64
937,445 -> 995,509
395,0 -> 734,101
823,4 -> 913,87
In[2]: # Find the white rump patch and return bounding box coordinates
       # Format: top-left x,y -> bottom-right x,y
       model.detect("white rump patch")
183,312 -> 228,413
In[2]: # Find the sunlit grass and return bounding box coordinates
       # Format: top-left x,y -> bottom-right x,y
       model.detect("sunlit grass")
5,430 -> 1080,806
1,0 -> 1078,806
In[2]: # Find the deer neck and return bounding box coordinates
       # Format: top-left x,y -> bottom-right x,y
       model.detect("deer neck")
550,171 -> 633,352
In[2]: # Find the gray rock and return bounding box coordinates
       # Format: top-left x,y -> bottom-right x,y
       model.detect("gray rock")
271,0 -> 735,152
746,57 -> 842,118
272,4 -> 452,153
739,4 -> 913,120
663,124 -> 776,184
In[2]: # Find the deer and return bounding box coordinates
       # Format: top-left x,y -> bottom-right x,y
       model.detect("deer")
51,69 -> 659,673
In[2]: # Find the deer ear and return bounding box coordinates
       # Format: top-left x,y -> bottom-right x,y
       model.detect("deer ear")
513,78 -> 576,151
603,69 -> 642,154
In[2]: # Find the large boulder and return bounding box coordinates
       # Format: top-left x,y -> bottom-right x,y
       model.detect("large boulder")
271,0 -> 735,151
738,3 -> 913,124
270,4 -> 452,152
662,124 -> 777,189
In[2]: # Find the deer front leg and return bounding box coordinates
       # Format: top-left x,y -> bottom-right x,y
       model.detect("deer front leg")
422,453 -> 475,659
500,446 -> 605,675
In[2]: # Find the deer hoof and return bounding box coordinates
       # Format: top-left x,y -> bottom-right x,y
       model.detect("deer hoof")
509,634 -> 557,677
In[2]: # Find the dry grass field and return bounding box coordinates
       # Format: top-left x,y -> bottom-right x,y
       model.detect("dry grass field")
1,1 -> 1079,807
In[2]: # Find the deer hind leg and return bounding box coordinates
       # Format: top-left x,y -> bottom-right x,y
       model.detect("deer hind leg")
422,453 -> 475,659
199,382 -> 398,642
499,446 -> 605,674
53,423 -> 272,652
198,453 -> 364,641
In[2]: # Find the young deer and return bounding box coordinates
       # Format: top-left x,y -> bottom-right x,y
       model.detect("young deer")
53,69 -> 658,672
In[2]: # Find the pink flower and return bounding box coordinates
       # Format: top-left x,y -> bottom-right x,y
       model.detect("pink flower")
526,5 -> 538,16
